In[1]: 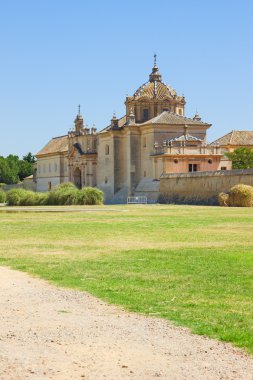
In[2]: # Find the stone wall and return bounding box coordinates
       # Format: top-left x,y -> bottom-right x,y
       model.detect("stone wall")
160,169 -> 253,201
2,183 -> 23,191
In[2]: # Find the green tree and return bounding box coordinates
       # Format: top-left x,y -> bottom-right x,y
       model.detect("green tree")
0,154 -> 34,184
225,147 -> 253,169
23,152 -> 36,164
0,156 -> 19,184
18,160 -> 33,181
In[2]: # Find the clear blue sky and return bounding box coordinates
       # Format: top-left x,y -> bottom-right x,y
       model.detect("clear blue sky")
1,0 -> 252,157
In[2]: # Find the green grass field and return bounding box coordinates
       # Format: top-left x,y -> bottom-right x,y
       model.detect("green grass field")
0,205 -> 253,353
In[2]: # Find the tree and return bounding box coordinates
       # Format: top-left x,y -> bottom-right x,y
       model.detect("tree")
225,147 -> 253,169
0,153 -> 35,184
18,160 -> 33,181
0,156 -> 19,184
23,152 -> 36,164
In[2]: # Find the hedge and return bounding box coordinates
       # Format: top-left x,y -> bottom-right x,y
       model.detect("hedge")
6,184 -> 104,206
0,189 -> 6,203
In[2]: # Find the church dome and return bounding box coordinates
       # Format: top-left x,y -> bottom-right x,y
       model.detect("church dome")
133,80 -> 177,100
133,58 -> 177,100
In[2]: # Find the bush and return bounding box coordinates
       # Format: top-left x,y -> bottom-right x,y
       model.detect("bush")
77,187 -> 104,205
19,190 -> 37,206
6,188 -> 27,206
228,184 -> 253,207
54,182 -> 77,191
56,188 -> 79,205
19,191 -> 48,206
5,184 -> 104,206
35,193 -> 48,205
47,183 -> 79,205
0,189 -> 6,203
218,192 -> 229,207
6,189 -> 49,206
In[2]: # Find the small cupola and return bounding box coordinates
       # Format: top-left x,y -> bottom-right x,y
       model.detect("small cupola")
193,111 -> 202,121
111,113 -> 119,129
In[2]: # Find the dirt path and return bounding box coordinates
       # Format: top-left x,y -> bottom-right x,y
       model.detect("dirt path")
0,267 -> 253,380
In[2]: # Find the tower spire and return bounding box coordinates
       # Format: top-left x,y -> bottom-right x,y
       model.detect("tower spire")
154,52 -> 157,66
78,104 -> 81,115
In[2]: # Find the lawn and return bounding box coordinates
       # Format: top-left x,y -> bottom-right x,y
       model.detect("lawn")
0,205 -> 253,353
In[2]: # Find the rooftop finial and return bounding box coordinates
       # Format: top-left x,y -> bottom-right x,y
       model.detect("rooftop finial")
149,53 -> 162,82
78,104 -> 81,114
193,110 -> 202,121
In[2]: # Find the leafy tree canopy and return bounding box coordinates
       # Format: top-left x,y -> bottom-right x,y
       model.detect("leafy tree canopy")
0,153 -> 35,184
23,152 -> 36,164
225,147 -> 253,170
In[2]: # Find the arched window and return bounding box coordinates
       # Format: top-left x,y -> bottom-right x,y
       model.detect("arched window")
178,109 -> 182,116
143,137 -> 147,148
105,145 -> 109,155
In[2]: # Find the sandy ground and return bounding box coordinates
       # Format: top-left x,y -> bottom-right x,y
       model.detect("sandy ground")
0,267 -> 253,380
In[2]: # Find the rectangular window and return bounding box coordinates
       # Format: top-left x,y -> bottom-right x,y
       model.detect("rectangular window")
143,109 -> 149,120
221,167 -> 227,170
189,164 -> 198,172
48,182 -> 52,191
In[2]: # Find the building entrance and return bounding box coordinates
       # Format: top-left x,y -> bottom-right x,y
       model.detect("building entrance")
73,167 -> 82,189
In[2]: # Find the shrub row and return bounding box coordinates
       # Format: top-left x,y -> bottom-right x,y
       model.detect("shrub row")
5,183 -> 104,206
218,184 -> 253,207
0,189 -> 6,203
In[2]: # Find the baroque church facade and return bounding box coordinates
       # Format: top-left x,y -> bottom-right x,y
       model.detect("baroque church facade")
35,58 -> 230,202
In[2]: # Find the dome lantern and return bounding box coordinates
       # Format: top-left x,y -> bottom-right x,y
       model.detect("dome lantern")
149,53 -> 162,82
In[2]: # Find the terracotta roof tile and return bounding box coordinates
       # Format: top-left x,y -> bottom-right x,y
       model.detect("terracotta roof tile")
141,111 -> 210,126
36,135 -> 68,156
210,131 -> 253,146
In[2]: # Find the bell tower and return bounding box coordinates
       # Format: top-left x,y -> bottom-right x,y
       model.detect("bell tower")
74,105 -> 84,133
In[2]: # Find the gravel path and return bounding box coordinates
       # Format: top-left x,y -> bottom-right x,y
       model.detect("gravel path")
0,267 -> 253,380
